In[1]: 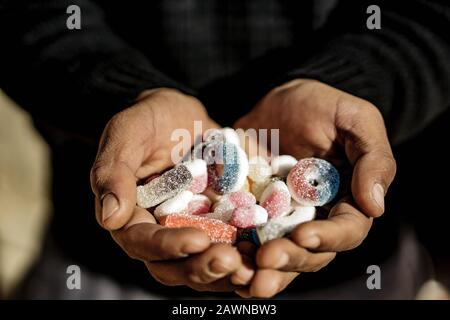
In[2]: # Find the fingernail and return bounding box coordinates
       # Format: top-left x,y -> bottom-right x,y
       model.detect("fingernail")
301,236 -> 320,249
372,183 -> 385,213
274,253 -> 290,269
102,193 -> 119,222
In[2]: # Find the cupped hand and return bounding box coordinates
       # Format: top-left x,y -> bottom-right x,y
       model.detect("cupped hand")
90,88 -> 254,292
234,79 -> 396,297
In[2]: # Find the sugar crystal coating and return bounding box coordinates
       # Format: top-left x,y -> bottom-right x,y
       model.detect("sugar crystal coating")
137,164 -> 192,208
248,156 -> 272,183
184,159 -> 208,193
256,206 -> 316,244
222,127 -> 241,146
271,155 -> 297,177
154,190 -> 193,219
287,158 -> 339,206
260,180 -> 292,219
212,191 -> 256,216
229,205 -> 268,229
160,214 -> 237,244
206,142 -> 249,194
187,194 -> 212,215
140,129 -> 339,245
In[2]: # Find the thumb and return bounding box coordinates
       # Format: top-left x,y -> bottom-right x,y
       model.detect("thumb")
351,150 -> 396,217
341,105 -> 397,218
91,160 -> 138,230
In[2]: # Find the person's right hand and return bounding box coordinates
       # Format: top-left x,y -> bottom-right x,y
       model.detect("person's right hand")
90,88 -> 254,292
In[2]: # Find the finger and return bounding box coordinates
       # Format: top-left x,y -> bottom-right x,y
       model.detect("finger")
111,209 -> 211,261
234,288 -> 253,298
230,255 -> 255,286
146,244 -> 242,286
338,103 -> 396,217
291,199 -> 372,252
351,150 -> 396,217
188,277 -> 240,292
91,158 -> 139,230
186,244 -> 243,285
249,269 -> 298,298
256,238 -> 336,272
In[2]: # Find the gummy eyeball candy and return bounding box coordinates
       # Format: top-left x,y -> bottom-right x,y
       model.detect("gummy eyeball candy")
287,158 -> 340,206
137,164 -> 192,208
205,142 -> 249,194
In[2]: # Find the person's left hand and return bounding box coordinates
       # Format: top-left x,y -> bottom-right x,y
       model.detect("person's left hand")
234,79 -> 396,298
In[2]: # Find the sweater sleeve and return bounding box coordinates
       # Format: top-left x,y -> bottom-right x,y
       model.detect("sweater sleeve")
279,0 -> 450,145
0,0 -> 192,136
201,0 -> 450,144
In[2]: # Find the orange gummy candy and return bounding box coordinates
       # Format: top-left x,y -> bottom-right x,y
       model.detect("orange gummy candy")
160,214 -> 237,244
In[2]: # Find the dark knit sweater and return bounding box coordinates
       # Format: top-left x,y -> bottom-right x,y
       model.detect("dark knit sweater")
1,0 -> 449,144
1,0 -> 449,297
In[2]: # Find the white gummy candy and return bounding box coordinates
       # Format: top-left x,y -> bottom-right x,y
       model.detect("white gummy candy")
256,206 -> 316,244
154,190 -> 193,219
271,155 -> 297,177
248,156 -> 272,183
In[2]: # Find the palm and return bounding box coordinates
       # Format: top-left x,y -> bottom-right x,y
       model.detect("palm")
233,79 -> 395,298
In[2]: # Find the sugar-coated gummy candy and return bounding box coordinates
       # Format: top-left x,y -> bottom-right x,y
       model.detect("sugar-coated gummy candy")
204,127 -> 241,146
271,155 -> 297,177
187,194 -> 212,215
160,214 -> 237,244
222,127 -> 241,146
229,205 -> 268,229
204,128 -> 224,143
212,191 -> 256,215
260,180 -> 292,219
183,159 -> 208,194
154,190 -> 193,219
257,206 -> 316,244
287,158 -> 339,206
239,206 -> 316,245
206,142 -> 249,194
137,164 -> 192,208
248,156 -> 272,183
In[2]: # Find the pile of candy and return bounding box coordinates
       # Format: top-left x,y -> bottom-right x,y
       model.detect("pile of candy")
136,128 -> 340,245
